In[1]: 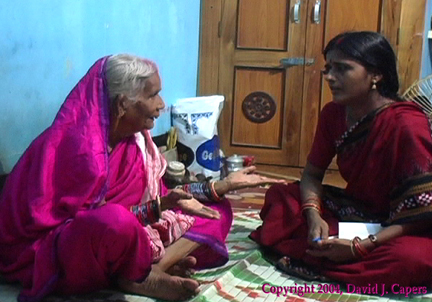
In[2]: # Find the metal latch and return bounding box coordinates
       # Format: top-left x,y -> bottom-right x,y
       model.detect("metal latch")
280,57 -> 315,67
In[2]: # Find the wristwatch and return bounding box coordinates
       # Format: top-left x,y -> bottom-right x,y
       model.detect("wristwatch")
368,234 -> 379,247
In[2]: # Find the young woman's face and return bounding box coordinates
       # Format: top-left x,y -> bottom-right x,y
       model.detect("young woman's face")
323,49 -> 375,106
123,72 -> 165,131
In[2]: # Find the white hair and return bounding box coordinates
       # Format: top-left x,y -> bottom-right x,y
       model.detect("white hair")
105,54 -> 158,104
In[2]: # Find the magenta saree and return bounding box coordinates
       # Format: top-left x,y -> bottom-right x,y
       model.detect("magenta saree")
0,57 -> 232,301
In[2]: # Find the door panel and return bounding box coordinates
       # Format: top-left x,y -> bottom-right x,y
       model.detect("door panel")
232,68 -> 285,148
237,0 -> 289,50
218,0 -> 308,166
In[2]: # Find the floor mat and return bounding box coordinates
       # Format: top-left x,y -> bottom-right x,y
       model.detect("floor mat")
1,210 -> 431,302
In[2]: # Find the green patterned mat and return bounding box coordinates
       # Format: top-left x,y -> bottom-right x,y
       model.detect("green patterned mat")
1,210 -> 431,302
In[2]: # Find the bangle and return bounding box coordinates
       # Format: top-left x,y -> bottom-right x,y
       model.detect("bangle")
304,196 -> 322,205
130,197 -> 161,226
181,182 -> 212,202
301,202 -> 322,216
209,180 -> 223,201
350,240 -> 357,257
352,236 -> 368,258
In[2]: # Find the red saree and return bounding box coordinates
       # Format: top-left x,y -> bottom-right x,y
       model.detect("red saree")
251,101 -> 432,288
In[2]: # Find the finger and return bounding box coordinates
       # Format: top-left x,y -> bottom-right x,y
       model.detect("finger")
241,166 -> 256,174
264,177 -> 286,184
319,238 -> 337,246
308,230 -> 321,245
197,207 -> 220,219
321,225 -> 328,240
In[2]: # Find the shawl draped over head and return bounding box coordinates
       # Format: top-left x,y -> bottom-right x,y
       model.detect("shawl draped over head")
0,57 -> 111,242
0,57 -> 124,300
0,56 -> 231,301
0,57 -> 112,300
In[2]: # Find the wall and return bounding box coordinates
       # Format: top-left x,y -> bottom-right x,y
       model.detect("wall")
0,0 -> 200,174
422,0 -> 432,78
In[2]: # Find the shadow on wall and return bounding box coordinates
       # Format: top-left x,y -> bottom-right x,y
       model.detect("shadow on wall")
0,159 -> 4,175
429,39 -> 432,69
0,161 -> 7,193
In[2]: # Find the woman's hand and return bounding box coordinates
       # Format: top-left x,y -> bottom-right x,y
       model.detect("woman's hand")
176,197 -> 220,219
160,189 -> 193,211
306,238 -> 357,263
305,210 -> 329,247
224,166 -> 286,192
160,189 -> 220,219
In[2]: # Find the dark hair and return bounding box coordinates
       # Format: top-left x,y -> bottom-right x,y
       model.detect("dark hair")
323,31 -> 402,101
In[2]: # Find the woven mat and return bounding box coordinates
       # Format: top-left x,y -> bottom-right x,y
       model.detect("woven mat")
1,209 -> 431,302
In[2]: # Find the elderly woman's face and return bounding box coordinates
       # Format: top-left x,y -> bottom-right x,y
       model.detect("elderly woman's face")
123,72 -> 165,131
323,49 -> 375,106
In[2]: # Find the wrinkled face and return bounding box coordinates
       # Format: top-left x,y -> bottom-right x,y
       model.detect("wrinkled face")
323,50 -> 375,106
123,72 -> 165,131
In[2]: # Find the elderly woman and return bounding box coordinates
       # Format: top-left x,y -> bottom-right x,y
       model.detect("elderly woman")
251,31 -> 432,290
0,54 -> 283,301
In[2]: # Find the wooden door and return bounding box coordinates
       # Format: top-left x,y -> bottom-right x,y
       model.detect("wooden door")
198,0 -> 426,168
215,0 -> 309,166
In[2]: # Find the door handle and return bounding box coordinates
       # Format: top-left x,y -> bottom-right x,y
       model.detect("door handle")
280,57 -> 315,67
313,0 -> 321,24
293,0 -> 301,24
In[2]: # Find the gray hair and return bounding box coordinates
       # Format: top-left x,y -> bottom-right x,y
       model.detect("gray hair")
105,54 -> 158,104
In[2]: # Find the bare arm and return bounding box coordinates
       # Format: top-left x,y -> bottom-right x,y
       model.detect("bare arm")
213,166 -> 287,196
299,162 -> 331,245
361,219 -> 432,252
300,162 -> 326,205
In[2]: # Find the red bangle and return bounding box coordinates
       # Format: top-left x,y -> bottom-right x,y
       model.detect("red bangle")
209,181 -> 223,201
304,196 -> 322,205
301,202 -> 322,215
353,236 -> 368,258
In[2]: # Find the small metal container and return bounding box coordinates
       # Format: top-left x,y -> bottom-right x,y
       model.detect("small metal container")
226,154 -> 244,174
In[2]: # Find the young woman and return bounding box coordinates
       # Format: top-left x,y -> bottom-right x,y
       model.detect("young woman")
0,54 -> 283,301
251,31 -> 432,289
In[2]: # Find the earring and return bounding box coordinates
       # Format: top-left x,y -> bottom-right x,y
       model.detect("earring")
371,80 -> 377,90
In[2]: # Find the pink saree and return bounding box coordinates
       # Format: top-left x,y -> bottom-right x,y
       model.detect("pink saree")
0,57 -> 232,302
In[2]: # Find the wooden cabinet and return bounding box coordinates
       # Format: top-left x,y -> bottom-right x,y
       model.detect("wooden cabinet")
198,0 -> 426,168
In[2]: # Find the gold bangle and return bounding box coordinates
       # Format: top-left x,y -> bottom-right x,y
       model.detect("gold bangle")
350,239 -> 357,257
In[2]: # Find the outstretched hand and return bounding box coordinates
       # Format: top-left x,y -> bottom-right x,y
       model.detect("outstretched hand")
225,166 -> 287,191
161,189 -> 220,219
177,197 -> 221,219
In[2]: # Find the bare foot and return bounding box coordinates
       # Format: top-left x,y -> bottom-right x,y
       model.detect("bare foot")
117,266 -> 200,301
166,256 -> 197,277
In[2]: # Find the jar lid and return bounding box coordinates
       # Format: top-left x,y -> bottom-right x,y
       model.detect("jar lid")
167,161 -> 186,177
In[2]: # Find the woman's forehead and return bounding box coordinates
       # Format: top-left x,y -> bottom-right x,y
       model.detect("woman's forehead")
143,73 -> 161,93
325,49 -> 352,62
